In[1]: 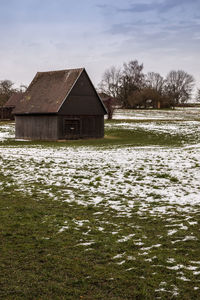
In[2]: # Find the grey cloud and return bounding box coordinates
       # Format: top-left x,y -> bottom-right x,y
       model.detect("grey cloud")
98,0 -> 199,15
118,3 -> 155,13
158,0 -> 199,13
106,17 -> 200,53
108,20 -> 200,44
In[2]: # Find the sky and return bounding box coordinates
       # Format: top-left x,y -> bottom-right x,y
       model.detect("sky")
0,0 -> 200,92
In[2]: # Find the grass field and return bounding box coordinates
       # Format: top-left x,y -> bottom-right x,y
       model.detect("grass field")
0,108 -> 200,299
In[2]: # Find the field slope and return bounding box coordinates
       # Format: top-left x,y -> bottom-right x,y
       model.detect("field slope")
0,108 -> 200,299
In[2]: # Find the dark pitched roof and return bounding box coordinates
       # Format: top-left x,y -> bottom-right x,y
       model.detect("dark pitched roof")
13,68 -> 85,114
99,93 -> 121,107
98,92 -> 111,100
4,92 -> 24,108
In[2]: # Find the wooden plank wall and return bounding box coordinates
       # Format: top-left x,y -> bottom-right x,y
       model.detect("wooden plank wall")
0,107 -> 14,120
57,115 -> 104,139
59,71 -> 105,116
15,115 -> 58,140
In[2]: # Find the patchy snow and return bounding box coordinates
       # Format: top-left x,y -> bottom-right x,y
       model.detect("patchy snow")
141,244 -> 161,251
167,265 -> 184,270
113,253 -> 125,259
178,276 -> 190,282
167,258 -> 176,264
185,266 -> 198,271
118,234 -> 135,243
182,236 -> 198,241
190,261 -> 200,265
193,271 -> 200,275
167,229 -> 178,236
0,142 -> 199,213
105,120 -> 200,145
1,111 -> 200,211
108,120 -> 199,136
0,110 -> 200,297
74,220 -> 87,227
77,241 -> 95,246
113,108 -> 200,121
0,123 -> 15,141
155,283 -> 179,297
59,226 -> 69,233
116,260 -> 126,265
127,256 -> 135,261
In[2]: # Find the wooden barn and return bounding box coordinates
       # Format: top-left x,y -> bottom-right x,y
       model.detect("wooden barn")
1,92 -> 24,120
13,68 -> 107,140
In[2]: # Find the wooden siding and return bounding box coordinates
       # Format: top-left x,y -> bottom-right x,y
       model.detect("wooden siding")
0,107 -> 14,120
57,115 -> 104,139
58,71 -> 105,116
15,115 -> 104,140
15,115 -> 58,140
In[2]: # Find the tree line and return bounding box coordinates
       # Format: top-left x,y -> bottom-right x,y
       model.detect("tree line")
0,66 -> 199,110
98,60 -> 199,109
0,80 -> 27,107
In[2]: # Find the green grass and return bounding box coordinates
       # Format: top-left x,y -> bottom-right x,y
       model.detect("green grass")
0,171 -> 200,299
0,120 -> 189,148
155,173 -> 179,183
0,117 -> 200,299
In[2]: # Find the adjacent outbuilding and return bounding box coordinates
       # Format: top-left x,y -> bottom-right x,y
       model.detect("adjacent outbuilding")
0,92 -> 24,120
13,68 -> 107,140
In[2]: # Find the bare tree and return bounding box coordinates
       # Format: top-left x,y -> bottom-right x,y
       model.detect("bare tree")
103,97 -> 115,120
19,84 -> 28,93
98,60 -> 145,108
98,66 -> 121,98
98,66 -> 122,119
165,70 -> 195,105
196,88 -> 200,102
99,63 -> 196,110
119,60 -> 145,108
0,80 -> 16,107
145,72 -> 165,93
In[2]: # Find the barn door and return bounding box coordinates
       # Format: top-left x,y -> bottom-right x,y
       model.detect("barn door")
64,119 -> 80,139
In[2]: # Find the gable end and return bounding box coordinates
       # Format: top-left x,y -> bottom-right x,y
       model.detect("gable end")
58,69 -> 107,115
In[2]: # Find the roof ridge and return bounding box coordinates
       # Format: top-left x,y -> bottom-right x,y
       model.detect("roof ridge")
37,68 -> 84,75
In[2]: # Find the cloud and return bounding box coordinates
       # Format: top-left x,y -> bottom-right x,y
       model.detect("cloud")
0,0 -> 200,88
117,3 -> 157,13
109,0 -> 200,14
100,0 -> 200,42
